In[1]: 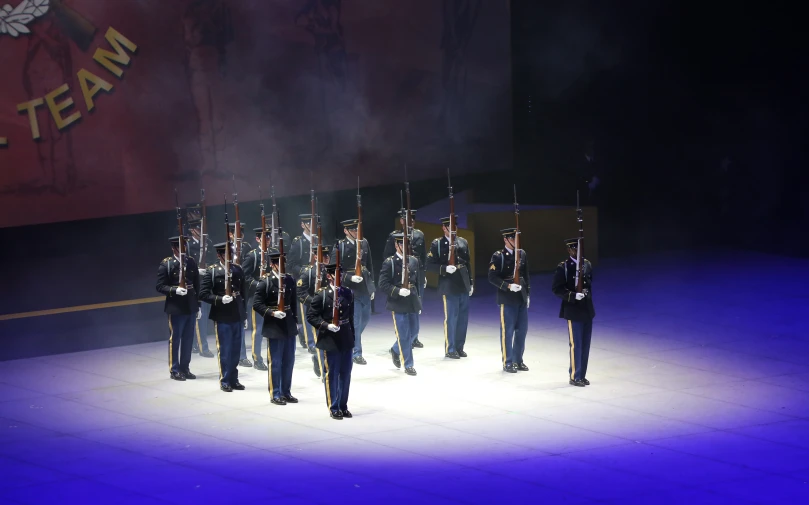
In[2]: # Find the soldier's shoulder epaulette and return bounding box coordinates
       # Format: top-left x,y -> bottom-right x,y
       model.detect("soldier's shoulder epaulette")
292,236 -> 300,243
557,261 -> 566,268
162,257 -> 171,263
493,250 -> 502,256
431,237 -> 440,244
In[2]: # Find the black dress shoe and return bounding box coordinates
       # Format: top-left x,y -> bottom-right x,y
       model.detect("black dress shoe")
271,397 -> 287,405
445,352 -> 460,359
192,347 -> 199,354
412,339 -> 424,348
582,378 -> 590,385
458,350 -> 468,358
282,395 -> 298,403
298,333 -> 306,348
254,360 -> 268,371
231,382 -> 246,390
405,367 -> 417,376
569,379 -> 586,387
516,363 -> 529,372
341,410 -> 353,418
353,356 -> 367,365
390,349 -> 401,369
330,410 -> 343,420
220,383 -> 233,392
239,359 -> 253,367
182,371 -> 197,380
200,350 -> 215,358
503,364 -> 517,373
170,372 -> 186,381
312,354 -> 321,377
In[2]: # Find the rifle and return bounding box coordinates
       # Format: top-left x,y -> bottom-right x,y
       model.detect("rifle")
259,188 -> 267,279
404,166 -> 413,257
309,188 -> 316,266
224,195 -> 232,296
278,224 -> 286,312
174,189 -> 186,289
314,207 -> 324,292
199,188 -> 208,268
447,168 -> 456,266
513,185 -> 521,284
270,185 -> 279,249
332,241 -> 341,326
355,177 -> 363,276
575,190 -> 584,294
232,176 -> 242,266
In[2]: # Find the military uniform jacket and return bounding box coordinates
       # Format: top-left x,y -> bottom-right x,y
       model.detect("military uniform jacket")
253,272 -> 298,339
337,238 -> 376,297
241,247 -> 264,298
200,263 -> 246,323
306,286 -> 355,352
426,235 -> 473,295
378,254 -> 422,314
288,234 -> 315,279
551,257 -> 595,321
187,237 -> 214,269
297,264 -> 326,307
383,228 -> 427,270
156,255 -> 201,315
488,248 -> 530,306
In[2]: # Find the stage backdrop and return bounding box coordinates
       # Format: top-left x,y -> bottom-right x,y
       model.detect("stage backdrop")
0,0 -> 511,228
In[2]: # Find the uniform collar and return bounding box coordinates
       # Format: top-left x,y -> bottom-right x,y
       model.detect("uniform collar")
505,246 -> 513,254
396,252 -> 403,259
303,232 -> 312,242
568,256 -> 578,265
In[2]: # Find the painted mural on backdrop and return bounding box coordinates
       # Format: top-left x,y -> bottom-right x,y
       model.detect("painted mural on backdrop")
0,0 -> 511,228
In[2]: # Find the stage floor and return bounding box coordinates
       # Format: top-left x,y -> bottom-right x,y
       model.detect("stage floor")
1,251 -> 808,504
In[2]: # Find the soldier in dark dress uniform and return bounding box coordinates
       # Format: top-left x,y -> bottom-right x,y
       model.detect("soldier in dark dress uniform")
551,238 -> 595,387
337,219 -> 375,365
426,215 -> 474,359
383,209 -> 427,348
156,236 -> 201,381
488,228 -> 531,373
241,228 -> 270,371
228,222 -> 254,367
306,261 -> 355,420
297,245 -> 331,377
379,233 -> 422,376
187,218 -> 215,357
253,251 -> 299,405
289,214 -> 317,348
200,242 -> 247,392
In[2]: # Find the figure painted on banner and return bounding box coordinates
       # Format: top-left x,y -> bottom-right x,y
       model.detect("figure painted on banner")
297,245 -> 331,378
551,238 -> 595,387
306,259 -> 355,420
253,251 -> 299,405
186,216 -> 215,358
383,209 -> 426,349
156,236 -> 201,381
337,219 -> 375,365
426,215 -> 474,359
379,232 -> 421,376
183,0 -> 233,180
439,0 -> 481,141
200,242 -> 246,392
488,228 -> 530,373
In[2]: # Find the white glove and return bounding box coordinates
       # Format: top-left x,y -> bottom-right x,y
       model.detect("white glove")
222,295 -> 234,304
244,319 -> 249,330
445,265 -> 457,274
575,292 -> 586,301
509,284 -> 522,292
175,287 -> 188,296
272,311 -> 286,319
399,288 -> 411,297
197,308 -> 202,320
327,324 -> 340,332
424,280 -> 427,289
469,287 -> 474,296
527,297 -> 530,308
351,275 -> 363,283
418,310 -> 422,315
371,292 -> 375,300
198,268 -> 206,275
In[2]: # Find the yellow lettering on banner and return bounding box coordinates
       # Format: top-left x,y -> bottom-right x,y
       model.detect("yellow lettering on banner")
16,98 -> 45,140
44,84 -> 81,130
77,68 -> 114,111
93,27 -> 138,78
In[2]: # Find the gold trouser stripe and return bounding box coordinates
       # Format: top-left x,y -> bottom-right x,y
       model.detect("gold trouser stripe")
299,302 -> 309,343
168,316 -> 174,372
0,296 -> 163,321
442,295 -> 449,354
392,313 -> 404,369
266,339 -> 274,397
214,323 -> 223,381
568,320 -> 576,380
195,319 -> 204,350
251,310 -> 259,361
500,305 -> 507,367
323,351 -> 333,410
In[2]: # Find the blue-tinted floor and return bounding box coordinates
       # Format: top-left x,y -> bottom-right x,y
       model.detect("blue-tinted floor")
1,250 -> 807,504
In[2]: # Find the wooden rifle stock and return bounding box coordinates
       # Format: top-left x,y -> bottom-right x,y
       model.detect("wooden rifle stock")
314,217 -> 323,291
224,195 -> 232,296
448,170 -> 457,266
260,199 -> 267,279
513,185 -> 521,284
174,189 -> 186,289
278,235 -> 286,311
331,245 -> 341,325
355,178 -> 363,276
575,190 -> 584,294
199,189 -> 208,268
233,179 -> 242,266
309,190 -> 316,266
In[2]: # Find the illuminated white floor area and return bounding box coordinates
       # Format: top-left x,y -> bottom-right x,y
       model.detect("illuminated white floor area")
1,251 -> 808,504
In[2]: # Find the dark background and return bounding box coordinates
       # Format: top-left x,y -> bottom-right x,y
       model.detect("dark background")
2,0 -> 807,360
